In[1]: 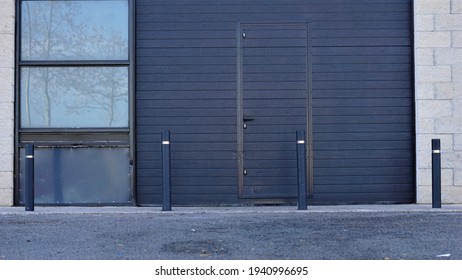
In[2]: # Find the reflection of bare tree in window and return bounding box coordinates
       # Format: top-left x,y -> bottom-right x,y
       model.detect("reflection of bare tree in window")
21,1 -> 128,128
64,28 -> 128,127
23,1 -> 80,126
63,66 -> 128,127
23,2 -> 32,126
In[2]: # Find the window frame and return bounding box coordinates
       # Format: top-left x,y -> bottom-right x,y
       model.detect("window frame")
17,0 -> 132,133
14,0 -> 136,205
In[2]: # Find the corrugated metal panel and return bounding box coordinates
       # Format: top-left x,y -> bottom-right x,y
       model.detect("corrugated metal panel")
136,0 -> 414,205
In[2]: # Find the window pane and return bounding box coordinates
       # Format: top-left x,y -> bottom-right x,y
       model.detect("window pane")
21,0 -> 128,60
19,147 -> 131,204
21,67 -> 129,128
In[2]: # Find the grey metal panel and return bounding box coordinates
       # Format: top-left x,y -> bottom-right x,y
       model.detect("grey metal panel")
135,0 -> 414,205
18,147 -> 131,205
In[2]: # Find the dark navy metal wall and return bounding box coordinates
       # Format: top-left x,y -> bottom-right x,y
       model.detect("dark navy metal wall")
135,0 -> 415,205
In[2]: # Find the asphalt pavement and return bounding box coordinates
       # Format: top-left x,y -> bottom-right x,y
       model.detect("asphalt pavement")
1,204 -> 462,260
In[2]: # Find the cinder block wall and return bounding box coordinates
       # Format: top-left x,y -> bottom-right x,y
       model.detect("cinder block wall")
0,0 -> 15,206
415,0 -> 462,203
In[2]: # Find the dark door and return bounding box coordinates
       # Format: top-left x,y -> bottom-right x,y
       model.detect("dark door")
238,23 -> 310,199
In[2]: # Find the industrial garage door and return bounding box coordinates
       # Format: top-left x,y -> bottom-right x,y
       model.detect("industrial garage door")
136,0 -> 415,205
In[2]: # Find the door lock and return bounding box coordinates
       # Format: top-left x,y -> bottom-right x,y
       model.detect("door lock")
243,170 -> 247,176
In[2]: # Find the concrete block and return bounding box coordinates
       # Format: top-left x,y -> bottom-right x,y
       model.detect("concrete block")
454,134 -> 462,150
435,14 -> 462,30
416,118 -> 435,134
0,65 -> 14,82
452,99 -> 462,112
0,187 -> 13,207
435,48 -> 462,64
0,153 -> 13,172
435,82 -> 459,99
453,31 -> 462,47
0,85 -> 14,103
0,34 -> 14,66
435,117 -> 462,133
0,117 -> 14,133
417,150 -> 431,169
415,0 -> 451,14
435,82 -> 462,99
416,48 -> 435,65
417,100 -> 453,118
415,83 -> 435,99
415,15 -> 434,31
442,150 -> 462,169
416,184 -> 431,203
417,66 -> 452,83
415,32 -> 451,48
452,83 -> 462,99
455,168 -> 462,185
0,119 -> 13,136
0,0 -> 14,18
453,0 -> 462,13
0,14 -> 14,35
0,121 -> 13,158
453,65 -> 462,82
0,137 -> 13,155
0,102 -> 13,120
0,69 -> 14,102
417,168 -> 432,186
442,168 -> 455,185
0,120 -> 13,136
441,187 -> 462,203
0,171 -> 13,190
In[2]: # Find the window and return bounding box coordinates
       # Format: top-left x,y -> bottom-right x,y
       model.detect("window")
20,0 -> 129,128
17,0 -> 133,205
21,67 -> 128,128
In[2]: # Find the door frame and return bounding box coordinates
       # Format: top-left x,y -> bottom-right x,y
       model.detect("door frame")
236,21 -> 314,201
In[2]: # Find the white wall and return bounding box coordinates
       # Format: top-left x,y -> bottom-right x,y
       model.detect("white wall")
415,0 -> 462,203
0,0 -> 15,206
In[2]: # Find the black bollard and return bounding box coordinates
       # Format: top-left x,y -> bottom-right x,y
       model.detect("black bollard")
25,145 -> 35,211
297,130 -> 307,210
432,139 -> 441,209
162,130 -> 171,211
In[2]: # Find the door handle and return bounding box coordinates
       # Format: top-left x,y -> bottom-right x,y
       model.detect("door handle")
243,116 -> 255,122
